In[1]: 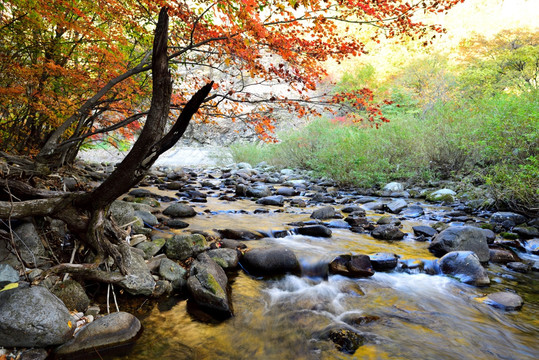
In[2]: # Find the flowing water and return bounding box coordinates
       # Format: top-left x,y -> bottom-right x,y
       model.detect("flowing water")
115,193 -> 538,360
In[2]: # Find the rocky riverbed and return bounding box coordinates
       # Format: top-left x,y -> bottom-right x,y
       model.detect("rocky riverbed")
0,160 -> 538,359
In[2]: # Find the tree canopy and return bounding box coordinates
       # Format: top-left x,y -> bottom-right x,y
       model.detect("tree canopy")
1,0 -> 464,164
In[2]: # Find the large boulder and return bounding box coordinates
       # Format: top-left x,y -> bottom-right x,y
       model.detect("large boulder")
166,234 -> 207,261
438,251 -> 490,286
429,226 -> 490,262
0,286 -> 74,347
241,247 -> 300,277
163,203 -> 197,218
187,253 -> 232,317
54,312 -> 142,359
119,248 -> 156,296
328,254 -> 374,278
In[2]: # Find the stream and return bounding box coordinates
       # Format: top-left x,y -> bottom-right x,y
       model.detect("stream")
112,170 -> 538,360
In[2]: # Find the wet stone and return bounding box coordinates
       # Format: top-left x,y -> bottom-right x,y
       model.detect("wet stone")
164,218 -> 190,229
485,292 -> 523,311
385,199 -> 407,214
256,195 -> 284,206
311,206 -> 336,220
506,262 -> 529,273
329,254 -> 374,278
371,224 -> 405,241
513,226 -> 539,239
369,253 -> 399,271
489,248 -> 521,264
412,225 -> 438,238
163,203 -> 197,218
295,225 -> 332,238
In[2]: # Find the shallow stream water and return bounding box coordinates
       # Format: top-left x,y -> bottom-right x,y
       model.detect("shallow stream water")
114,189 -> 538,360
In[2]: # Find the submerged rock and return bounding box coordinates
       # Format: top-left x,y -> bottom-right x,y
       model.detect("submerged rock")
429,226 -> 489,262
315,326 -> 366,355
0,286 -> 74,347
438,251 -> 490,286
55,312 -> 142,359
484,292 -> 523,311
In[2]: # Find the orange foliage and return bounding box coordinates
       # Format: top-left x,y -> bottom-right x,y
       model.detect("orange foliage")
0,0 -> 465,153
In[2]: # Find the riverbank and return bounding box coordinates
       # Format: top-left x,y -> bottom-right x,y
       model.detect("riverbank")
1,161 -> 538,359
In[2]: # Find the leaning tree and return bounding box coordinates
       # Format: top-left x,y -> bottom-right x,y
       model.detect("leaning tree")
0,1 -> 464,284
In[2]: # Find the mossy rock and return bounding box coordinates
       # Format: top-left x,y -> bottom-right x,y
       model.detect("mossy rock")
501,232 -> 519,240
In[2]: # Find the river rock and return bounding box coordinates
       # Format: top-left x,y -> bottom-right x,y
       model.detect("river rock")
128,188 -> 153,197
427,189 -> 457,202
219,239 -> 248,250
164,218 -> 190,229
371,224 -> 405,240
51,280 -> 90,312
438,251 -> 490,286
246,186 -> 272,198
489,248 -> 521,264
54,311 -> 142,359
163,203 -> 197,218
241,246 -> 300,277
187,253 -> 232,317
216,229 -> 264,240
315,326 -> 366,354
159,258 -> 187,290
0,286 -> 74,347
341,205 -> 363,214
490,212 -> 527,225
166,234 -> 207,261
385,199 -> 407,214
295,225 -> 332,238
484,292 -> 523,311
0,264 -> 19,287
276,187 -> 298,196
412,225 -> 438,238
369,253 -> 399,271
429,226 -> 490,262
506,262 -> 529,273
513,226 -> 539,238
136,238 -> 166,259
134,210 -> 159,226
203,248 -> 240,270
119,248 -> 156,296
311,206 -> 336,219
481,228 -> 496,244
383,182 -> 404,193
400,205 -> 425,218
256,195 -> 285,206
329,254 -> 374,277
109,201 -> 136,227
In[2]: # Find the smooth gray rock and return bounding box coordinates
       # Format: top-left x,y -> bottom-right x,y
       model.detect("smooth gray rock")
412,225 -> 438,238
371,224 -> 405,240
119,248 -> 156,296
12,222 -> 47,267
256,195 -> 285,206
164,218 -> 190,229
166,234 -> 207,261
438,251 -> 490,286
383,182 -> 404,193
163,203 -> 197,218
203,248 -> 240,270
0,286 -> 74,347
51,280 -> 90,312
55,312 -> 141,358
429,226 -> 490,262
241,247 -> 300,277
246,186 -> 272,198
0,263 -> 19,287
385,199 -> 407,214
295,225 -> 332,238
490,212 -> 527,225
401,205 -> 425,218
276,187 -> 298,196
485,292 -> 523,311
187,253 -> 232,317
311,206 -> 336,220
134,210 -> 159,226
109,201 -> 136,227
159,258 -> 187,290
